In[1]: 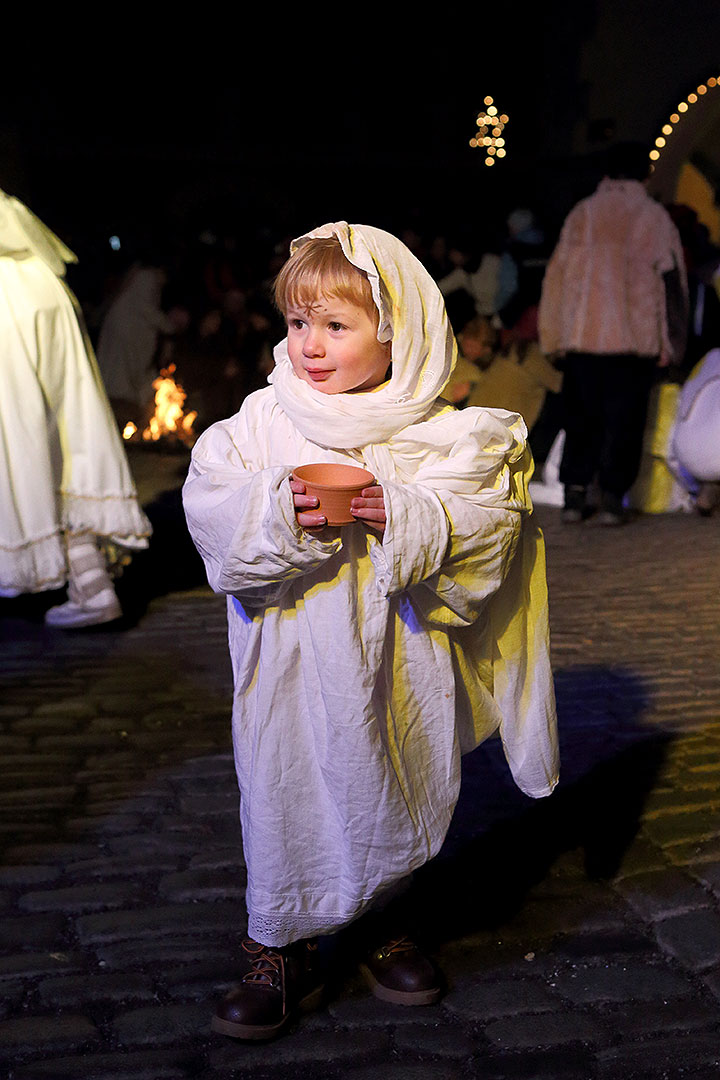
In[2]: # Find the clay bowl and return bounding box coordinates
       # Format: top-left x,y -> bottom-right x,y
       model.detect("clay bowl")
292,463 -> 375,525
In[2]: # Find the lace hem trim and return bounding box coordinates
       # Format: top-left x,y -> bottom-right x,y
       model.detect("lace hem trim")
248,901 -> 371,948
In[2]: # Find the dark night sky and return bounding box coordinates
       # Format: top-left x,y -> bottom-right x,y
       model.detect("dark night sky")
4,8 -> 720,267
2,34 -> 554,248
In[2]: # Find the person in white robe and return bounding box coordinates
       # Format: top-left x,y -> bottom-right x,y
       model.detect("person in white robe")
96,262 -> 177,430
183,222 -> 558,1040
671,348 -> 720,514
0,189 -> 151,625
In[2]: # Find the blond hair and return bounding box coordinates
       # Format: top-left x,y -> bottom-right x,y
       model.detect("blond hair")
273,237 -> 378,323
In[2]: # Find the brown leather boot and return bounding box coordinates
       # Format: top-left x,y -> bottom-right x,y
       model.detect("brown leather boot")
212,937 -> 324,1040
360,934 -> 442,1006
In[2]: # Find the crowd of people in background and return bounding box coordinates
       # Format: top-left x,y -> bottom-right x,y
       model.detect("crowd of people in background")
77,150 -> 720,525
3,141 -> 720,629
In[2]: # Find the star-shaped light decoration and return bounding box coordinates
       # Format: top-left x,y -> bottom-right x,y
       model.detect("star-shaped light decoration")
469,96 -> 508,166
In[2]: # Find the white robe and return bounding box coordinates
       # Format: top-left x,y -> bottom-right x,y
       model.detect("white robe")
97,266 -> 175,408
183,389 -> 558,945
184,221 -> 557,946
0,252 -> 151,594
672,349 -> 720,483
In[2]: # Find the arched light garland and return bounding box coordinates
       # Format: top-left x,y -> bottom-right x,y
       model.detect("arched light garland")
469,96 -> 508,166
650,76 -> 720,169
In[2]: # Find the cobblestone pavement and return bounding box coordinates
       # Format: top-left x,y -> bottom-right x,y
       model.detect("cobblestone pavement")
2,449 -> 720,1079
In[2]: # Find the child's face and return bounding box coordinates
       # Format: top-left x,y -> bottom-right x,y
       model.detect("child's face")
286,298 -> 391,395
459,331 -> 493,364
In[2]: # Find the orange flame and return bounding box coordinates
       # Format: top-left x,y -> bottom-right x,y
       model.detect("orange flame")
142,364 -> 197,445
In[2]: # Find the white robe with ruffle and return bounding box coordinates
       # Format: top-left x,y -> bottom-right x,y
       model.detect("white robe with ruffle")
0,243 -> 151,594
183,222 -> 558,946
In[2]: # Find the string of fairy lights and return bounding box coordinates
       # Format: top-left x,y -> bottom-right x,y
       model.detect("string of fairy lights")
470,77 -> 719,173
650,75 -> 720,169
469,97 -> 508,166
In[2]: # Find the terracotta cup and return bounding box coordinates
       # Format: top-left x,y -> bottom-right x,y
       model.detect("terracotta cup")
292,463 -> 375,525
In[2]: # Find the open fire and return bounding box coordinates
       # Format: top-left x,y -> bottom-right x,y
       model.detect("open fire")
122,365 -> 197,447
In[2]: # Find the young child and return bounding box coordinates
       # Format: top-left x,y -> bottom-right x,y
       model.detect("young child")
183,222 -> 558,1041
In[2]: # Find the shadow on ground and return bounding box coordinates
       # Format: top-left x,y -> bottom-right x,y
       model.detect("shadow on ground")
406,664 -> 672,945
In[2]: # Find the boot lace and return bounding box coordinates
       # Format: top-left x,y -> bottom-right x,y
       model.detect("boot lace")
241,938 -> 283,987
375,935 -> 416,960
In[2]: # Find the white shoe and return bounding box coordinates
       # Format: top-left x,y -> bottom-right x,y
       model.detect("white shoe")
45,593 -> 122,628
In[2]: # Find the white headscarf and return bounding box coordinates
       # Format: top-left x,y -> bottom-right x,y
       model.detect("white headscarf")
0,189 -> 77,277
270,221 -> 457,450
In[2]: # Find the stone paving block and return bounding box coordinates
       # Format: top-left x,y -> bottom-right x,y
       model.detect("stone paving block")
597,1031 -> 720,1075
63,853 -> 184,882
343,1065 -> 464,1080
0,734 -> 32,751
702,969 -> 720,1001
18,882 -> 142,914
549,961 -> 691,1003
594,995 -> 719,1038
0,952 -> 83,982
666,835 -> 720,866
178,792 -> 239,816
188,845 -> 246,871
160,958 -> 241,999
641,811 -> 720,847
111,1002 -> 209,1047
642,787 -> 720,817
0,914 -> 66,951
0,824 -> 58,849
0,705 -> 32,718
0,864 -> 61,888
548,928 -> 655,960
498,893 -> 629,944
209,1026 -> 392,1071
94,939 -> 246,971
443,976 -> 560,1021
10,717 -> 84,736
63,813 -> 145,837
0,1014 -> 99,1057
611,838 -> 670,878
75,900 -> 241,945
157,868 -> 246,903
34,699 -> 97,718
653,909 -> 720,971
35,733 -> 127,753
327,991 -> 444,1028
3,841 -> 102,864
38,972 -> 156,1008
104,833 -> 201,857
689,860 -> 720,898
0,787 -> 77,809
613,867 -> 714,920
392,1023 -> 477,1059
482,1009 -> 607,1050
12,1048 -> 197,1080
478,1047 -> 598,1080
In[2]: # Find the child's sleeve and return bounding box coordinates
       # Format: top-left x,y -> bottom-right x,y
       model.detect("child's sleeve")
371,482 -> 521,627
182,408 -> 341,605
368,409 -> 528,626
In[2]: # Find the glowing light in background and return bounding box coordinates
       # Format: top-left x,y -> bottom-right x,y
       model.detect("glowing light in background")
650,77 -> 720,170
469,97 -> 508,167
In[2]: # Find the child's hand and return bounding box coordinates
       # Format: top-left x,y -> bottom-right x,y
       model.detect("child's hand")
290,478 -> 327,529
350,485 -> 386,534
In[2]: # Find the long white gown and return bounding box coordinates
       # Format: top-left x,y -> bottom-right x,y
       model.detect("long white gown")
0,191 -> 151,595
183,222 -> 558,946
